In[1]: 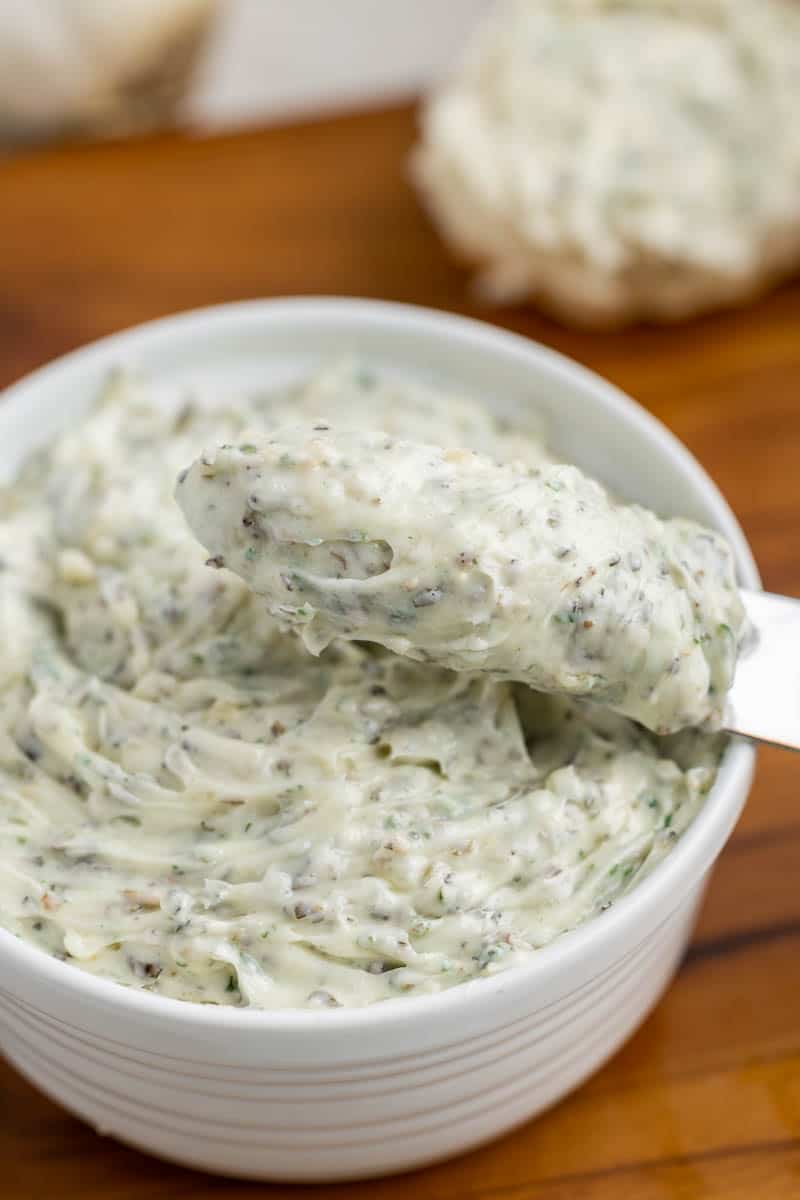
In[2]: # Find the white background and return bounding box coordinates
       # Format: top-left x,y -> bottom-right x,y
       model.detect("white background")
189,0 -> 491,128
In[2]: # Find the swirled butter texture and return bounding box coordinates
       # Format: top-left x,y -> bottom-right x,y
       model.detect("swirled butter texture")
1,364 -> 726,1008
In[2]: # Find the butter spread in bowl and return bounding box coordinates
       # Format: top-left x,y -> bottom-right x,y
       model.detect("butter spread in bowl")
0,365 -> 730,1009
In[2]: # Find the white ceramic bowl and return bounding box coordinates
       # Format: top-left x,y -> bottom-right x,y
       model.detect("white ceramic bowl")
0,299 -> 758,1182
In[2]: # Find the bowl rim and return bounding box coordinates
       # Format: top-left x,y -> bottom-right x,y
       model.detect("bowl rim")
0,296 -> 759,1032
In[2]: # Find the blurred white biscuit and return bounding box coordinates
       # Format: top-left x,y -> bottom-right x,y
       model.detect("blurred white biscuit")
412,0 -> 800,326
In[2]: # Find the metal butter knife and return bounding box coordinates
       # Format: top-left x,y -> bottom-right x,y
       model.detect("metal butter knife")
726,590 -> 800,751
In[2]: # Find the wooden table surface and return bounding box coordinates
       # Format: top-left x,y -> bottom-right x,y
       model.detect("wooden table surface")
1,104 -> 799,1200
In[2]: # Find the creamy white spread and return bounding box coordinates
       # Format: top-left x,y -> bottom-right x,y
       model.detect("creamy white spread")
413,0 -> 800,322
178,426 -> 743,735
0,364 -> 725,1008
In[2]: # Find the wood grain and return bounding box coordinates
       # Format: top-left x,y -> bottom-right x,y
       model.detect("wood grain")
1,104 -> 799,1200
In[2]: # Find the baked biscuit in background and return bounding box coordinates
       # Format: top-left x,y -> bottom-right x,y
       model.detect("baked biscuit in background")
413,0 -> 800,327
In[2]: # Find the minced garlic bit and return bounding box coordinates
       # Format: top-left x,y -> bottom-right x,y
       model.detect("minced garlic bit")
56,548 -> 97,585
